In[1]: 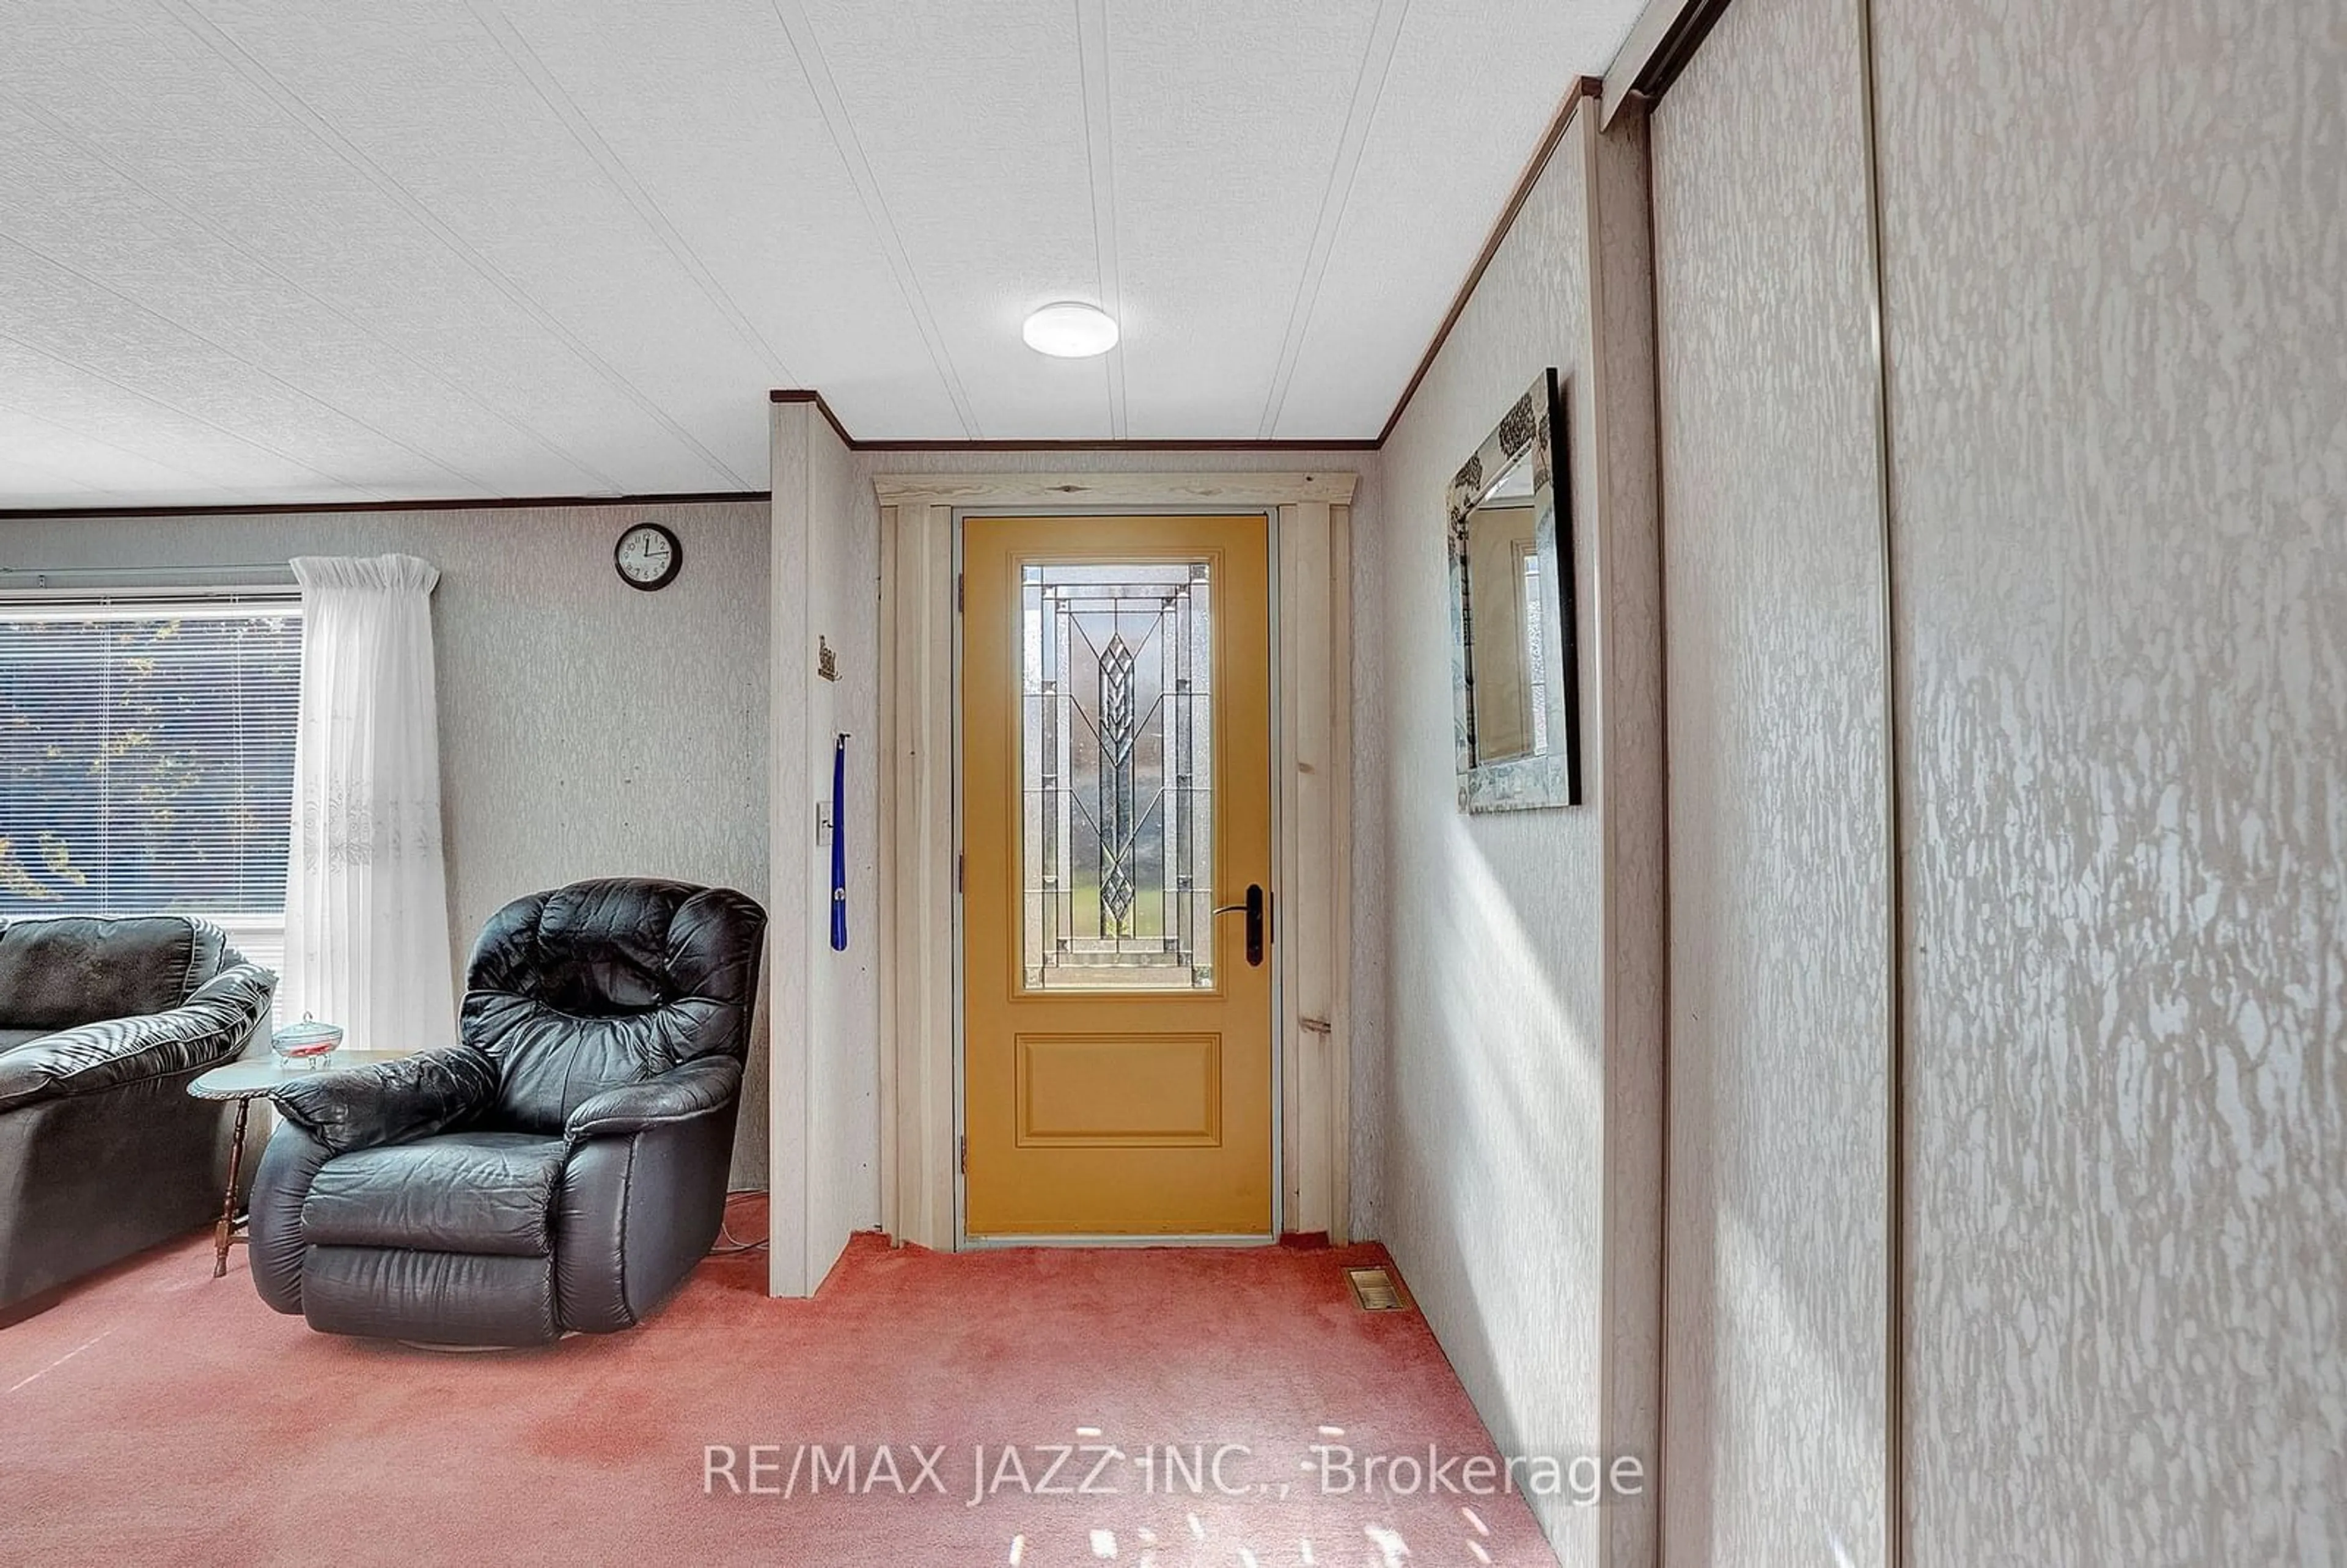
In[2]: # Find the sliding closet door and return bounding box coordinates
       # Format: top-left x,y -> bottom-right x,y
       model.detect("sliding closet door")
1875,0 -> 2347,1559
1650,0 -> 1893,1559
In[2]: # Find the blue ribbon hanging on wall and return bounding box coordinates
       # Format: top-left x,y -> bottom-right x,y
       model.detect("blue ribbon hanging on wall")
830,733 -> 850,952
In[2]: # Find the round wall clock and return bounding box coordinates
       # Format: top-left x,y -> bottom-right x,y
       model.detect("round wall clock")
614,522 -> 682,592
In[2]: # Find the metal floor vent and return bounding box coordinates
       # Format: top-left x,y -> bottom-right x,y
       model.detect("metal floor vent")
1346,1266 -> 1403,1312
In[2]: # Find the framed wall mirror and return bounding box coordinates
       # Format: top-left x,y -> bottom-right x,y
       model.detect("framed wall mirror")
1447,367 -> 1581,811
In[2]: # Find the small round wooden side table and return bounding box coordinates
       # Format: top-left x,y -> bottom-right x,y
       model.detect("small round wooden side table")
187,1049 -> 420,1279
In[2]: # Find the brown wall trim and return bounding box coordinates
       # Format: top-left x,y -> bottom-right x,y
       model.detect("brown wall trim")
769,387 -> 858,451
851,438 -> 1377,453
1372,75 -> 1605,448
0,490 -> 769,522
768,389 -> 1375,453
1853,0 -> 1908,1557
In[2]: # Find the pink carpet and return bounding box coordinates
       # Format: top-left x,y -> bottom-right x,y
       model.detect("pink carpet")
1,1205 -> 1559,1566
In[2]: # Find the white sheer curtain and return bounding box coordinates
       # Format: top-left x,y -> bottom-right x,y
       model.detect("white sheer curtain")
283,555 -> 456,1051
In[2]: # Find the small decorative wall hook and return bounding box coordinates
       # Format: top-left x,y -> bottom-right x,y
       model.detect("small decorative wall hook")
817,636 -> 839,681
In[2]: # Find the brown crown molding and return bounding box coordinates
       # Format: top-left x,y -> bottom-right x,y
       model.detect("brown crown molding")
769,389 -> 1374,453
768,387 -> 858,451
0,491 -> 767,521
852,438 -> 1377,453
1373,75 -> 1604,447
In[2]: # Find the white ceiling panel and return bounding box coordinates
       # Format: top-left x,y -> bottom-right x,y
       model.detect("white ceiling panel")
792,0 -> 1109,441
487,0 -> 967,441
0,0 -> 1643,504
0,113 -> 576,496
0,402 -> 277,501
0,340 -> 368,496
1105,0 -> 1384,441
0,444 -> 105,507
3,0 -> 767,494
0,254 -> 476,498
1271,0 -> 1640,439
186,0 -> 776,484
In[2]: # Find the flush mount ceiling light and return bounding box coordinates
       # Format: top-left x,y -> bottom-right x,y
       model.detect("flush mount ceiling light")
1021,301 -> 1119,358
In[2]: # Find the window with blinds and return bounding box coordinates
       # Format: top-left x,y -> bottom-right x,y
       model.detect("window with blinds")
0,599 -> 302,923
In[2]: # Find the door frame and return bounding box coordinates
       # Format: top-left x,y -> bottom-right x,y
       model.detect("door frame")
956,510 -> 1278,1245
874,471 -> 1359,1251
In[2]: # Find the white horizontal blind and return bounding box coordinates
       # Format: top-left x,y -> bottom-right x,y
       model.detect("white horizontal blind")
0,599 -> 302,926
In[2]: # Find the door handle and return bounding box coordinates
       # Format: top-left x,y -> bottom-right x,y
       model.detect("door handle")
1213,883 -> 1269,967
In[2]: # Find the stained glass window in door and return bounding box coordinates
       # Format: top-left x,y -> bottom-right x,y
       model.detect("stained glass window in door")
1019,560 -> 1214,990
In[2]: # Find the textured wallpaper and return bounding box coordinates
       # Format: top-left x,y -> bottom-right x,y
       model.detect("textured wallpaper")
1876,0 -> 2347,1559
1378,120 -> 1611,1564
1651,0 -> 1892,1559
0,500 -> 774,1180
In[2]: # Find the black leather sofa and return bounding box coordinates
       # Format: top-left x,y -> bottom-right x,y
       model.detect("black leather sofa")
0,915 -> 277,1310
249,879 -> 766,1346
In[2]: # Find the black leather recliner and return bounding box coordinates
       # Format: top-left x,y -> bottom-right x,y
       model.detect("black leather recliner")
248,879 -> 766,1346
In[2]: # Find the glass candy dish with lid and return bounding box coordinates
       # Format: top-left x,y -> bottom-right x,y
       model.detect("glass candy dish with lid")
270,1013 -> 344,1068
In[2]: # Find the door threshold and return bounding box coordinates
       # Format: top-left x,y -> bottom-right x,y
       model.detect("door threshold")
962,1233 -> 1277,1250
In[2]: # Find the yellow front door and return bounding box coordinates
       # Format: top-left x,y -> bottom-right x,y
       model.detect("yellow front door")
961,513 -> 1274,1237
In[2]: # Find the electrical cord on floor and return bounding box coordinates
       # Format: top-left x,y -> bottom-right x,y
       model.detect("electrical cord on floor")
711,1189 -> 769,1255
